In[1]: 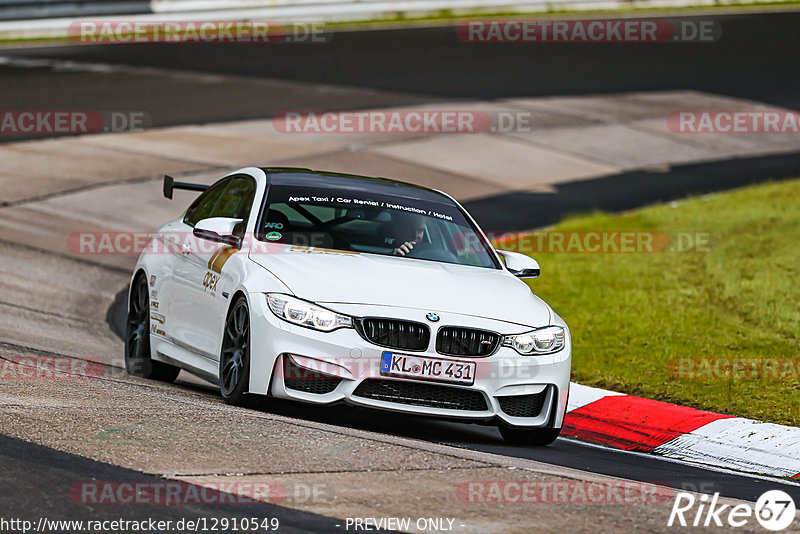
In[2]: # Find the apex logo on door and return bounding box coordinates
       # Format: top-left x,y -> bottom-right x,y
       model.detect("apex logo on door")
203,272 -> 220,293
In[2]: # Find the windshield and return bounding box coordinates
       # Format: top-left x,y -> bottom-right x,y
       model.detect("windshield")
256,173 -> 500,269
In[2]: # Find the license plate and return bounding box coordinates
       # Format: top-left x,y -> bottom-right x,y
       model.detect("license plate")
380,352 -> 476,385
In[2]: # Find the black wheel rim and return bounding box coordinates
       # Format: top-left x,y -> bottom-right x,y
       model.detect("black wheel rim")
221,300 -> 249,396
126,277 -> 149,363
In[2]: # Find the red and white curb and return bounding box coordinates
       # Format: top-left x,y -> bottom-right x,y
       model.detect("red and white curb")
563,383 -> 800,479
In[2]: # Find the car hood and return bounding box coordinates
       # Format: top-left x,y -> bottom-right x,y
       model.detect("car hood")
249,248 -> 551,328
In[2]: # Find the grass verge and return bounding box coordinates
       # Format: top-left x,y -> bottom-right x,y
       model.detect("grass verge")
509,179 -> 800,426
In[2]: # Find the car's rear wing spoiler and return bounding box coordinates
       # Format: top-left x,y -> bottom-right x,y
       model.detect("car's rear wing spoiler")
163,175 -> 208,199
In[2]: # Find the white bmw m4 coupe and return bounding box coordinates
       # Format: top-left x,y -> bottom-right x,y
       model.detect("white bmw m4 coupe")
127,167 -> 571,445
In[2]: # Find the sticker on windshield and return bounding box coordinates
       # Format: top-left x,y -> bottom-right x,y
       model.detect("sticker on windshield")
266,232 -> 282,241
288,245 -> 359,255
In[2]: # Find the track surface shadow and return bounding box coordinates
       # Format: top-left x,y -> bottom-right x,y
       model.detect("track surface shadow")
106,287 -> 128,340
0,435 -> 364,532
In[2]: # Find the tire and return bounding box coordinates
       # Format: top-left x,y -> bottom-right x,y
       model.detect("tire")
219,296 -> 251,406
125,274 -> 180,383
498,425 -> 561,446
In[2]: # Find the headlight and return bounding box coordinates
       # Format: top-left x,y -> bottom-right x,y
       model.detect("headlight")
266,294 -> 352,332
502,326 -> 565,355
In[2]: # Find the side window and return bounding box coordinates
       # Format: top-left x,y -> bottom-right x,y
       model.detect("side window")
182,176 -> 255,228
216,176 -> 256,222
183,179 -> 230,228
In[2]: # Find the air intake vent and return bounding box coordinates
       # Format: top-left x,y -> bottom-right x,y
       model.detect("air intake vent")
353,379 -> 488,411
356,318 -> 429,351
497,391 -> 548,418
436,327 -> 500,357
283,357 -> 342,394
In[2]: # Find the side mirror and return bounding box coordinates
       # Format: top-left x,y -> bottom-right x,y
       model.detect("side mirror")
496,250 -> 540,279
193,217 -> 243,248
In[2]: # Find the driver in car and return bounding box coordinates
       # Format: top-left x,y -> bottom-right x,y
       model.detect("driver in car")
391,214 -> 427,256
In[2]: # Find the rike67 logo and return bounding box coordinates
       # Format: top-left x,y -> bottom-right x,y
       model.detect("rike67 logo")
669,490 -> 796,531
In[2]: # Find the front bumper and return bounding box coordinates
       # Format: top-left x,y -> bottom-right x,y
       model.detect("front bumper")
248,295 -> 571,428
